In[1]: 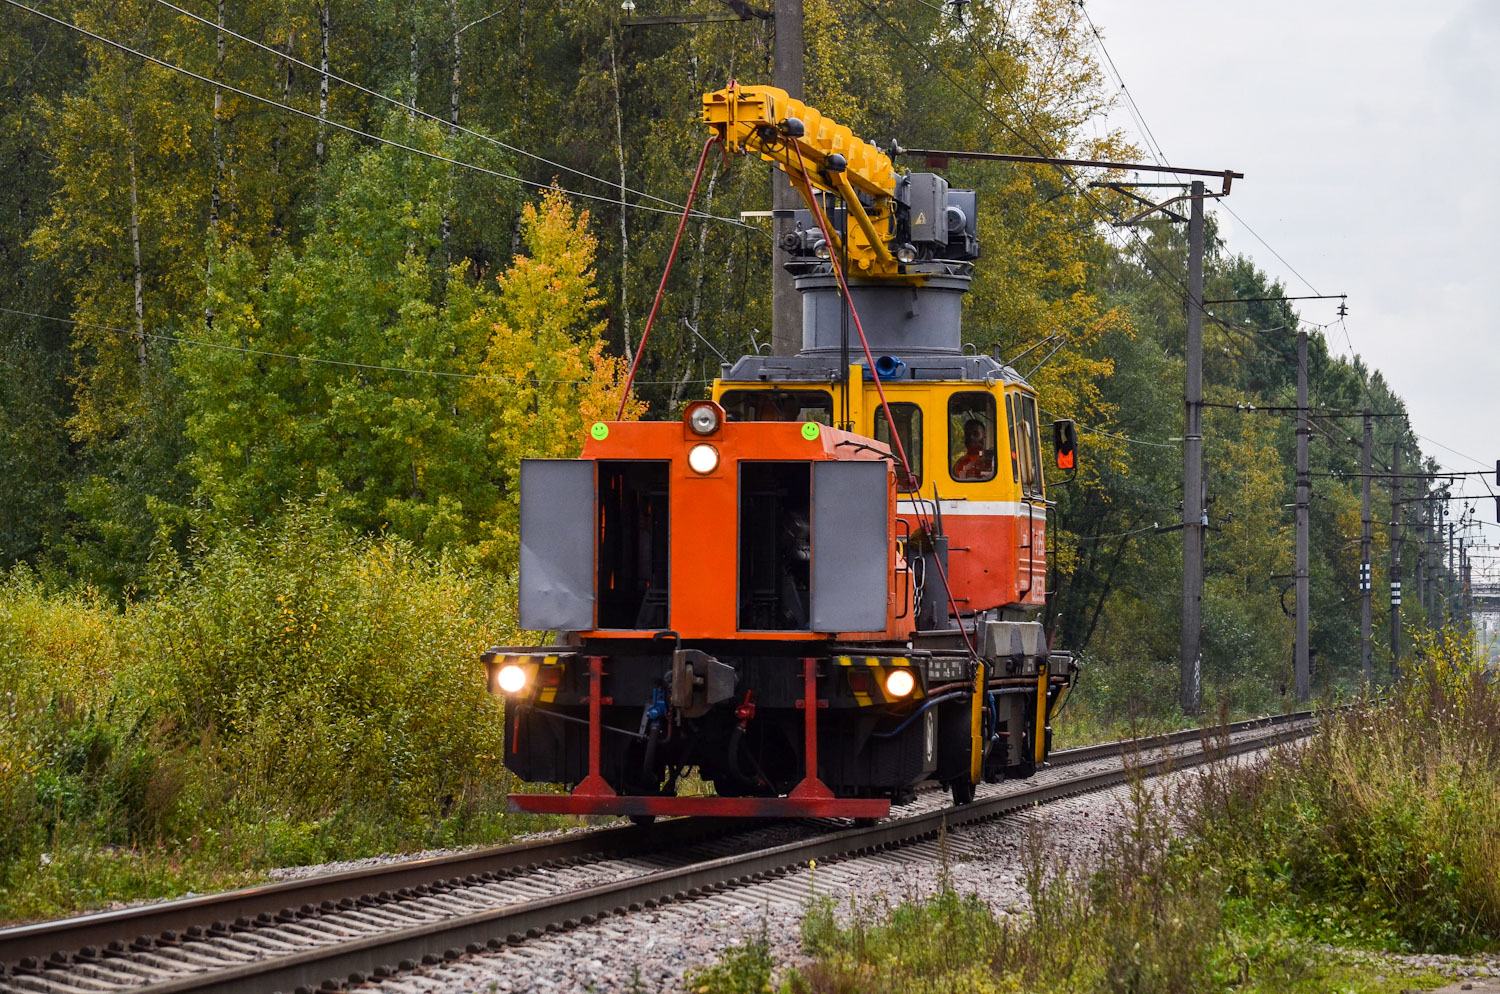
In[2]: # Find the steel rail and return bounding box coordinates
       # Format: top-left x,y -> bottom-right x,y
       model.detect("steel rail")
157,716 -> 1311,994
0,708 -> 1310,966
1048,707 -> 1315,767
0,713 -> 1316,993
0,816 -> 744,967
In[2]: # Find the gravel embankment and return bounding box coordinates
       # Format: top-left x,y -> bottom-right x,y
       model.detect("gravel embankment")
361,766 -> 1212,994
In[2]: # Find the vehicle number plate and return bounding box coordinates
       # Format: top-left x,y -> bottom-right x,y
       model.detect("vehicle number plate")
924,657 -> 968,683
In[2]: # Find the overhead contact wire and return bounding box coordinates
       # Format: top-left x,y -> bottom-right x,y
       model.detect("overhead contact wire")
144,0 -> 744,226
790,144 -> 980,661
615,136 -> 721,419
1,0 -> 741,225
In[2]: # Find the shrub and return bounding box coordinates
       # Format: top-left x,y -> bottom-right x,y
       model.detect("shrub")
1190,627 -> 1500,952
0,504 -> 537,922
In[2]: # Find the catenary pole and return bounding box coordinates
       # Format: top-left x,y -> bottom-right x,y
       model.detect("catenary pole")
1181,180 -> 1205,715
1448,519 -> 1457,623
1389,440 -> 1401,679
771,0 -> 804,357
1438,503 -> 1447,622
1294,330 -> 1310,701
1361,411 -> 1373,684
1415,494 -> 1425,619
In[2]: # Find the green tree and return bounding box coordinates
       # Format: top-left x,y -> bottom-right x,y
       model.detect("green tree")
179,122 -> 634,564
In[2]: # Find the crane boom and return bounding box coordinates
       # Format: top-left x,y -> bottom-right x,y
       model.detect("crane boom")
702,82 -> 903,278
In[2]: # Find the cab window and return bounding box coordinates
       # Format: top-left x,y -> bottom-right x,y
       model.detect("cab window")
948,392 -> 997,483
719,389 -> 834,424
1019,393 -> 1044,496
873,403 -> 923,492
1004,394 -> 1021,483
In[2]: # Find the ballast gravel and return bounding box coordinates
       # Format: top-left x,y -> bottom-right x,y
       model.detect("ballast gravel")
361,762 -> 1227,994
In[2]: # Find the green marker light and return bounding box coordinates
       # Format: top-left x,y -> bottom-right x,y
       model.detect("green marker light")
801,422 -> 821,441
590,422 -> 610,441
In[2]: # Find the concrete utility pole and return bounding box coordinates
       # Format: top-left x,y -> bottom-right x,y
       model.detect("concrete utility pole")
1360,411 -> 1373,684
1294,330 -> 1311,701
1448,519 -> 1457,622
770,0 -> 804,357
1460,530 -> 1470,619
1181,180 -> 1205,715
1438,502 -> 1448,622
1417,494 -> 1429,620
1390,440 -> 1402,678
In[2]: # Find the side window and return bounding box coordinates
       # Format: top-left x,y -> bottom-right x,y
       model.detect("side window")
1004,393 -> 1020,483
1021,393 -> 1044,496
719,389 -> 834,424
948,392 -> 997,483
873,403 -> 923,492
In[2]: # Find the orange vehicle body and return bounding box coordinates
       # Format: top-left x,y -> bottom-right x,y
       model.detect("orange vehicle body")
574,417 -> 901,642
897,500 -> 1047,614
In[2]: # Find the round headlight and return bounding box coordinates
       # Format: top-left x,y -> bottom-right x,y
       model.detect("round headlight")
813,239 -> 830,261
687,443 -> 720,475
497,664 -> 528,695
688,405 -> 720,435
896,243 -> 918,264
885,668 -> 916,698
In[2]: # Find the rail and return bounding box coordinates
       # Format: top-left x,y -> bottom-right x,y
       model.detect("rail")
0,710 -> 1321,992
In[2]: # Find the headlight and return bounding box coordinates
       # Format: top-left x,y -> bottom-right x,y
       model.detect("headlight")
688,404 -> 720,435
687,443 -> 720,475
885,669 -> 915,698
813,239 -> 830,261
896,243 -> 918,264
497,664 -> 528,694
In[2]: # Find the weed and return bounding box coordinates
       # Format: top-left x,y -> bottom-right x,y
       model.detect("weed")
686,916 -> 778,994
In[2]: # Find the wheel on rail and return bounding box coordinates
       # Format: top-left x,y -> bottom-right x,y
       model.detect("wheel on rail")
629,813 -> 657,827
949,777 -> 976,806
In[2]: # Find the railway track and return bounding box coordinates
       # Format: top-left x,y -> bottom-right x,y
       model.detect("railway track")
0,710 -> 1316,994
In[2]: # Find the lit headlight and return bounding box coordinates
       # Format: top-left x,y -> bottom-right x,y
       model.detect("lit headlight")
687,443 -> 720,474
885,669 -> 916,698
497,664 -> 528,695
688,405 -> 720,435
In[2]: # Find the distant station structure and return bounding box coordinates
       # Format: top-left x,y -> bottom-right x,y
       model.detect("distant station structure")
1471,583 -> 1500,666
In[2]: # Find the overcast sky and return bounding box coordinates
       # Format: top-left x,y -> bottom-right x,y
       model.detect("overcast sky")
1084,0 -> 1500,572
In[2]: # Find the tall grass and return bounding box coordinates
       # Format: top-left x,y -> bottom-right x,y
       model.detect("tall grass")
706,631 -> 1497,992
0,505 -> 536,923
788,788 -> 1336,994
1192,628 -> 1500,952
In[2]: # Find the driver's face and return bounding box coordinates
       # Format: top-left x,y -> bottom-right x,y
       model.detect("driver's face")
965,425 -> 985,447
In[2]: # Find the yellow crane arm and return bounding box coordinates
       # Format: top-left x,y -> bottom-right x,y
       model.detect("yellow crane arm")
702,82 -> 902,277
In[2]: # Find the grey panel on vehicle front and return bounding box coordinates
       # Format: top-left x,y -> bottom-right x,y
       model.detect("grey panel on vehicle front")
811,460 -> 889,632
519,459 -> 595,632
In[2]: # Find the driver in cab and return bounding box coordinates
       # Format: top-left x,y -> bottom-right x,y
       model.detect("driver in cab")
952,419 -> 994,480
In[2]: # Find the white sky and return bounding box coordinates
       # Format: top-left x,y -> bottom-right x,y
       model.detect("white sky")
1084,0 -> 1500,575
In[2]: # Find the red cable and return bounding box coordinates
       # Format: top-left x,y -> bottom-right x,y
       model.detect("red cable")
616,136 -> 721,420
791,144 -> 983,660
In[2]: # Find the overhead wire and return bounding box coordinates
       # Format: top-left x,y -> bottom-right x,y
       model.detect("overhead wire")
1,0 -> 750,227
141,0 -> 744,226
856,0 -> 1241,465
14,0 -> 1473,512
0,305 -> 710,386
875,0 -> 1315,460
858,0 -> 1196,307
1074,2 -> 1325,299
899,0 -> 1386,451
1075,0 -> 1374,382
1071,521 -> 1168,543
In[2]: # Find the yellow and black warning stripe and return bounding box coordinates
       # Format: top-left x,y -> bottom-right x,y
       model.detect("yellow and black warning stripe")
484,652 -> 566,703
834,655 -> 920,705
